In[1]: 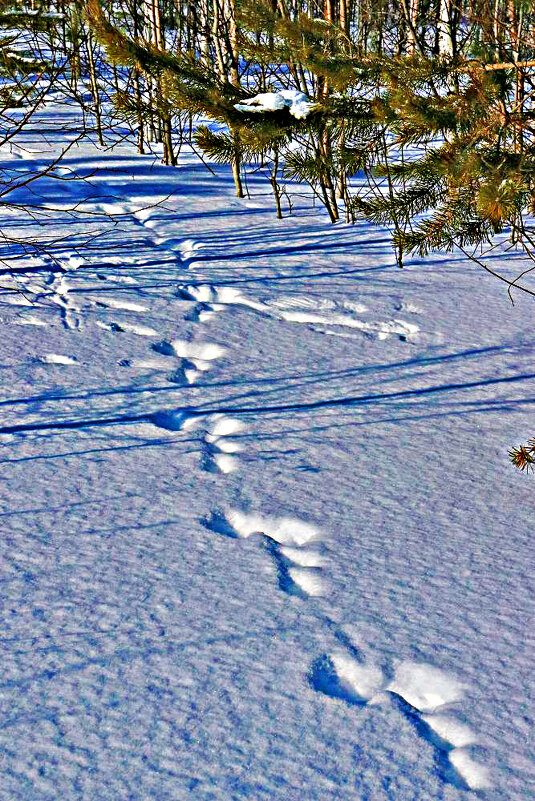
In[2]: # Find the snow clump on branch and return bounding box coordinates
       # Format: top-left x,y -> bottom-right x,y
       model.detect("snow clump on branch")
234,90 -> 317,120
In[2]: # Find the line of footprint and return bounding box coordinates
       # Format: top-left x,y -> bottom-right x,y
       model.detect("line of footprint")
201,507 -> 490,792
76,212 -> 488,794
176,281 -> 422,342
4,220 -> 493,796
12,192 -> 489,792
164,256 -> 491,794
147,336 -> 248,475
14,198 -> 487,794
311,638 -> 490,791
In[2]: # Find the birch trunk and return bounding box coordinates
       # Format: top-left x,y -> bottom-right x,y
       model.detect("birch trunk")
438,0 -> 453,56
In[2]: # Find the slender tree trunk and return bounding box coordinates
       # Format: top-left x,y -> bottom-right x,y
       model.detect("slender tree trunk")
509,0 -> 523,154
86,31 -> 104,145
134,69 -> 145,154
212,0 -> 227,77
438,0 -> 453,56
148,0 -> 176,165
270,150 -> 283,219
70,5 -> 81,92
405,0 -> 420,55
225,0 -> 239,87
199,0 -> 211,66
219,0 -> 244,197
132,2 -> 145,154
231,152 -> 245,198
493,0 -> 501,50
339,0 -> 349,35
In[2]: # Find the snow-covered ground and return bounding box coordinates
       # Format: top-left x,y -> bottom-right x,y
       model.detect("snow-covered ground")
0,99 -> 533,800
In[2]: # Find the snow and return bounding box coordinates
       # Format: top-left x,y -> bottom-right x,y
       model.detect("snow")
0,96 -> 534,800
39,353 -> 78,365
387,661 -> 467,712
235,89 -> 318,119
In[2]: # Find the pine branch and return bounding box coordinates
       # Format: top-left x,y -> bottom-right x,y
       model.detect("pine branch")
509,439 -> 535,472
354,181 -> 445,225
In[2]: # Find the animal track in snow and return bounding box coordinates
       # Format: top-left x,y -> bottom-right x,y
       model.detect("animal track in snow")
175,238 -> 205,263
95,320 -> 158,337
152,338 -> 227,384
177,284 -> 243,324
39,353 -> 78,366
184,302 -> 222,323
174,282 -> 481,790
310,651 -> 385,705
130,209 -> 207,266
95,297 -> 148,313
133,212 -> 204,262
224,509 -> 321,545
386,661 -> 489,790
311,645 -> 489,791
151,409 -> 200,432
45,274 -> 83,330
176,283 -> 419,341
265,295 -> 419,340
203,509 -> 328,597
149,410 -> 245,473
201,415 -> 246,474
152,338 -> 226,362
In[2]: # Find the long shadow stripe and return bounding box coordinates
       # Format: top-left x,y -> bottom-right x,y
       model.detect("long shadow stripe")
1,371 -> 534,434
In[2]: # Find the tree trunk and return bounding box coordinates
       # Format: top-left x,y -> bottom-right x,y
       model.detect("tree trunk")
86,31 -> 104,146
219,0 -> 244,197
438,0 -> 453,56
148,0 -> 176,165
406,0 -> 420,55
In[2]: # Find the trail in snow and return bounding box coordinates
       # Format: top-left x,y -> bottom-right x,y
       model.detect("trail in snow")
0,103 -> 533,801
170,266 -> 488,792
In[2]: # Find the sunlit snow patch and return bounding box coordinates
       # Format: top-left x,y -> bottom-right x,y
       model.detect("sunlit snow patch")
212,453 -> 239,474
449,748 -> 491,790
387,661 -> 466,712
213,438 -> 243,454
14,316 -> 48,326
169,339 -> 227,361
207,415 -> 246,439
421,714 -> 477,748
226,510 -> 321,546
279,546 -> 326,567
40,353 -> 78,365
287,566 -> 326,596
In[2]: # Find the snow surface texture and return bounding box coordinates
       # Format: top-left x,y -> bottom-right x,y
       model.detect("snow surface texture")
0,98 -> 534,800
234,89 -> 318,119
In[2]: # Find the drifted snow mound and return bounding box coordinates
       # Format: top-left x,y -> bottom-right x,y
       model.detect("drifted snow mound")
234,90 -> 317,119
